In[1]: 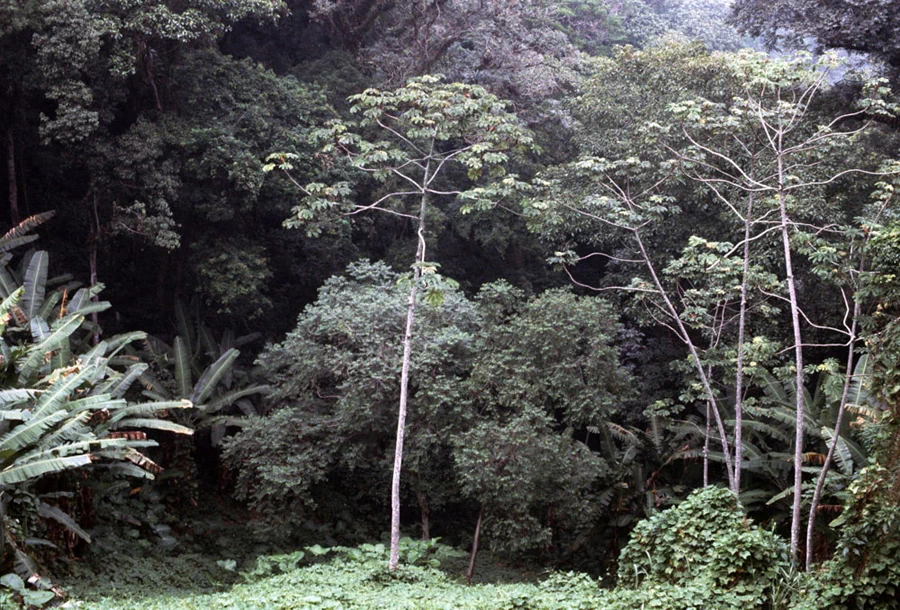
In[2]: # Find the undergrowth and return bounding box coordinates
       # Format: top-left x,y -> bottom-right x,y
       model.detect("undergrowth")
67,547 -> 598,610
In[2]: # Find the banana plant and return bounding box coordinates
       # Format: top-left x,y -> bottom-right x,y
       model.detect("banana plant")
0,217 -> 191,593
138,301 -> 268,446
728,359 -> 878,524
0,315 -> 191,590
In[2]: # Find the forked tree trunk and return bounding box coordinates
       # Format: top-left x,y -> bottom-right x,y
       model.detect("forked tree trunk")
389,155 -> 431,571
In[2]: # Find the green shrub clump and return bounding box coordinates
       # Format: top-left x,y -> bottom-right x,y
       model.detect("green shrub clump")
611,486 -> 790,609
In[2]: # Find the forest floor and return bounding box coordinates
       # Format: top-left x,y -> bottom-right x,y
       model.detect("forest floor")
56,499 -> 569,610
64,558 -> 576,610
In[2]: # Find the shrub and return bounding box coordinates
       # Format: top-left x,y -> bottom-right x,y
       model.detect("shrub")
614,486 -> 790,609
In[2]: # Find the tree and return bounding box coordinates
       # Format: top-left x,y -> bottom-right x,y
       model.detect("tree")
731,0 -> 900,73
224,268 -> 633,574
223,260 -> 479,543
306,0 -> 584,104
526,46 -> 898,564
457,284 -> 630,579
668,50 -> 898,563
266,74 -> 533,569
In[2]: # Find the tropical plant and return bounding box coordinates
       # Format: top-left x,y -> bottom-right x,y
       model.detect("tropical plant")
139,301 -> 269,446
267,74 -> 534,569
616,486 -> 789,609
0,218 -> 191,602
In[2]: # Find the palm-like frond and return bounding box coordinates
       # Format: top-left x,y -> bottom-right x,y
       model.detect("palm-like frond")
17,439 -> 128,464
0,389 -> 38,409
192,348 -> 239,405
31,364 -> 92,417
200,384 -> 269,415
37,502 -> 91,543
0,212 -> 56,254
21,251 -> 48,321
0,410 -> 70,459
173,336 -> 192,399
98,363 -> 149,399
0,287 -> 23,334
111,418 -> 192,435
107,399 -> 192,423
0,265 -> 18,299
0,454 -> 93,487
17,315 -> 85,383
37,412 -> 93,447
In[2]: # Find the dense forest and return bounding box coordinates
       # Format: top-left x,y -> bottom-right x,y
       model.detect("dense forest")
1,1 -> 899,608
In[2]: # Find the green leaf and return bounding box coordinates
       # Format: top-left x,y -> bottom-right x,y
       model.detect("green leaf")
0,454 -> 93,486
0,410 -> 70,457
37,502 -> 91,543
17,315 -> 85,384
0,389 -> 38,408
0,287 -> 23,332
175,301 -> 195,356
109,400 -> 192,422
21,251 -> 49,321
192,348 -> 239,405
111,418 -> 193,435
200,385 -> 269,415
104,363 -> 150,399
0,265 -> 18,300
174,336 -> 192,399
31,363 -> 93,417
0,573 -> 24,592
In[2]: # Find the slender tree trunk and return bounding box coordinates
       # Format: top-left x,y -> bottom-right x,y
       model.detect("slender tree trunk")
703,400 -> 711,487
776,150 -> 806,563
6,127 -> 19,225
733,193 -> 754,494
389,154 -> 432,571
466,503 -> 485,585
702,364 -> 713,487
805,298 -> 860,569
414,473 -> 431,540
633,229 -> 736,488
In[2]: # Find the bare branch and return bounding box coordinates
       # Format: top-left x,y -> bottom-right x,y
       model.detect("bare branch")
561,264 -> 657,294
574,251 -> 643,265
785,167 -> 899,191
343,190 -> 422,218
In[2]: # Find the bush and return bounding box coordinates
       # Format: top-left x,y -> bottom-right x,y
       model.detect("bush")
614,486 -> 790,609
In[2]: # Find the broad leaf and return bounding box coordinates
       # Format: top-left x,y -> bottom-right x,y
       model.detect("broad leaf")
111,418 -> 193,435
173,336 -> 192,399
21,251 -> 48,321
0,454 -> 93,486
17,314 -> 85,383
37,502 -> 91,542
192,348 -> 239,405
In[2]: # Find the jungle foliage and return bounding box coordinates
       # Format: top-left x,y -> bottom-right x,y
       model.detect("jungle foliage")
1,0 -> 900,608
